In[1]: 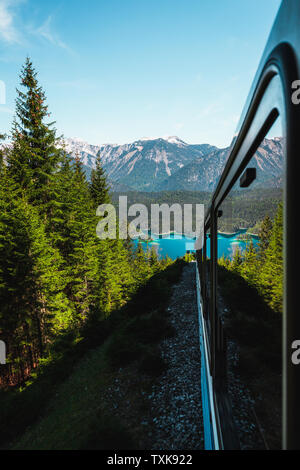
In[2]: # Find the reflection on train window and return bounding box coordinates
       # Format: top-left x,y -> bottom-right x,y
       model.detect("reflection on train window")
216,117 -> 284,449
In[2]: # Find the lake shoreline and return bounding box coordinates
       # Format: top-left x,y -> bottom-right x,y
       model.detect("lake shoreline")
135,230 -> 260,261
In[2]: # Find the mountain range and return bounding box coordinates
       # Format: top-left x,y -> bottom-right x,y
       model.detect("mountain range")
62,135 -> 285,192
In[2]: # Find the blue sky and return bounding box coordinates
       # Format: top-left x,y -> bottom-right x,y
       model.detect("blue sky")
0,0 -> 282,147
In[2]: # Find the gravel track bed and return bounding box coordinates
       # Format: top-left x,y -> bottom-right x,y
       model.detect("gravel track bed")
146,262 -> 204,450
101,263 -> 204,450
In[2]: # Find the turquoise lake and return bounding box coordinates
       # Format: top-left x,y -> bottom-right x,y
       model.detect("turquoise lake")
135,232 -> 259,261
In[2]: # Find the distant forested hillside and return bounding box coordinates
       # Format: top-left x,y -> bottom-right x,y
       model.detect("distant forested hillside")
217,188 -> 283,233
111,188 -> 282,234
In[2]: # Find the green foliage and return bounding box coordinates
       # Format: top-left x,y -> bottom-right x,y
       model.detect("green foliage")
184,252 -> 195,262
258,203 -> 283,313
219,201 -> 283,314
0,259 -> 185,449
148,246 -> 160,270
239,239 -> 259,286
7,57 -> 62,210
110,188 -> 282,234
89,151 -> 110,207
217,188 -> 282,233
217,264 -> 281,374
231,247 -> 243,273
217,212 -> 283,449
257,214 -> 273,260
0,58 -> 172,387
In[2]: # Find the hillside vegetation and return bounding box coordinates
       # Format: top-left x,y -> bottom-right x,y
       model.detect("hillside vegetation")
111,188 -> 282,234
0,58 -> 187,450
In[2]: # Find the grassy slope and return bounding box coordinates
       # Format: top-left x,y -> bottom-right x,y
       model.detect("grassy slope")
12,341 -> 129,450
0,260 -> 185,450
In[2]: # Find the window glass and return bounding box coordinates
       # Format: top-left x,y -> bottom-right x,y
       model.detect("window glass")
217,116 -> 284,449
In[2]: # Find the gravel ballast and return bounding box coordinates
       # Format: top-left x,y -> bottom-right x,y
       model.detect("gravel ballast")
101,262 -> 204,450
148,262 -> 204,450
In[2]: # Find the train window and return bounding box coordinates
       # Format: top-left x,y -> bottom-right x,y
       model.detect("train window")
216,115 -> 284,449
204,227 -> 212,340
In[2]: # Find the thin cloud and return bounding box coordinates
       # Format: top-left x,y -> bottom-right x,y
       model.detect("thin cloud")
0,0 -> 21,44
33,15 -> 75,55
195,101 -> 224,120
0,2 -> 74,55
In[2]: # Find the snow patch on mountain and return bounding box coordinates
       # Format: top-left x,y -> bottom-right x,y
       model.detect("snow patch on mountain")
57,135 -> 284,192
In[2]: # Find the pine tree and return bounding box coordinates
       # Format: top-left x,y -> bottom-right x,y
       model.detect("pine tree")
46,149 -> 74,252
90,151 -> 110,207
218,254 -> 231,269
0,171 -> 71,384
240,239 -> 258,286
257,215 -> 273,262
7,57 -> 62,211
1,58 -> 173,387
0,134 -> 6,170
163,254 -> 173,267
230,246 -> 243,273
97,237 -> 137,315
259,203 -> 283,313
61,156 -> 99,321
133,240 -> 151,284
149,246 -> 160,271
